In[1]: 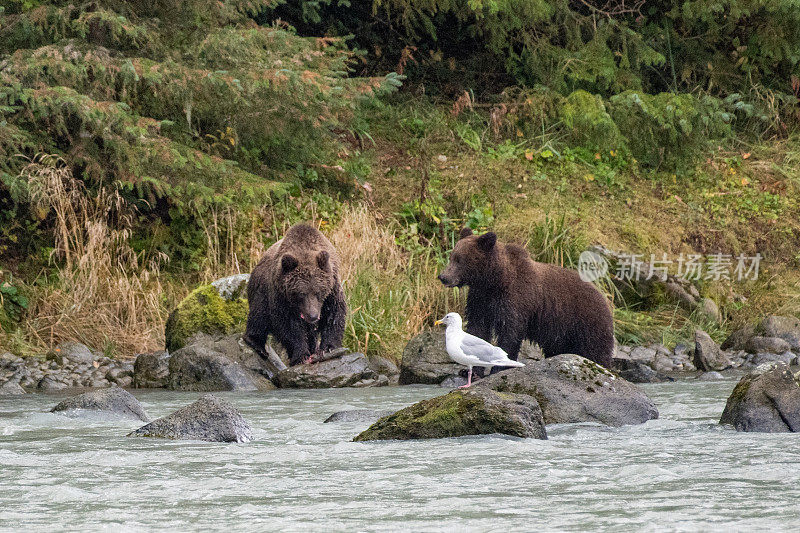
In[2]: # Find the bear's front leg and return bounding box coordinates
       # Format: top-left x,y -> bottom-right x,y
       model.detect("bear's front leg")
493,318 -> 525,374
274,318 -> 312,366
318,287 -> 347,353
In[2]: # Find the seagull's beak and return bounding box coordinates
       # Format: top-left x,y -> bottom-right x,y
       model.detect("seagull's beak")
434,320 -> 443,326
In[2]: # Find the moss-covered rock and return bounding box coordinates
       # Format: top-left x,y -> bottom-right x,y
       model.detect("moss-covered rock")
164,275 -> 249,353
353,388 -> 547,441
476,353 -> 659,426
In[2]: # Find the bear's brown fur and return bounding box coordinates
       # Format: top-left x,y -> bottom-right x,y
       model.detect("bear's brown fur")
438,228 -> 614,368
245,224 -> 347,366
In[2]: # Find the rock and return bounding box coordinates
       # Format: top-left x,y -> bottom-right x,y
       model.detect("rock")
50,342 -> 95,365
745,336 -> 792,355
133,351 -> 170,388
367,354 -> 400,383
652,353 -> 677,373
323,409 -> 395,423
168,335 -> 276,392
591,246 -> 699,311
693,330 -> 732,371
210,273 -> 250,300
275,352 -> 379,388
721,324 -> 757,351
611,358 -> 674,383
726,349 -> 749,368
719,363 -> 800,432
664,280 -> 698,309
748,352 -> 795,367
0,352 -> 21,366
476,353 -> 659,426
629,346 -> 657,364
439,375 -> 468,388
114,375 -> 133,388
697,371 -> 724,381
760,315 -> 800,351
699,297 -> 721,322
38,375 -> 68,391
164,275 -> 250,352
0,380 -> 26,395
399,331 -> 461,385
51,387 -> 149,421
353,388 -> 547,441
128,394 -> 252,442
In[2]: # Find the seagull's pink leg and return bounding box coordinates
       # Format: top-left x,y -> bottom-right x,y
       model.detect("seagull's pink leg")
459,367 -> 473,389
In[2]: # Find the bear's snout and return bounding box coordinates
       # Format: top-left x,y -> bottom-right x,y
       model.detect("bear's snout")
438,272 -> 458,287
300,312 -> 320,324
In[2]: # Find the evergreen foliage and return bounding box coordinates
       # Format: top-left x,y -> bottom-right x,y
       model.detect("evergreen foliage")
0,0 -> 399,260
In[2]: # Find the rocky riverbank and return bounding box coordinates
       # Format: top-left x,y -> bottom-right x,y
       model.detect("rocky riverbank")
1,343 -> 134,393
2,314 -> 799,395
2,274 -> 798,395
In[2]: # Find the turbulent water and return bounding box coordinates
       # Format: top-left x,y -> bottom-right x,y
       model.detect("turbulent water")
2,381 -> 799,532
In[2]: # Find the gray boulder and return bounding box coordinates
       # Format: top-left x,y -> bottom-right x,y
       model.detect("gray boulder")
50,341 -> 96,365
628,346 -> 657,364
697,371 -> 725,381
0,380 -> 26,395
693,330 -> 732,371
721,324 -> 757,351
747,352 -> 795,367
399,330 -> 461,385
128,394 -> 252,442
211,273 -> 250,299
367,355 -> 400,383
719,364 -> 800,432
275,352 -> 381,388
168,334 -> 277,392
745,336 -> 792,355
133,351 -> 170,388
38,375 -> 68,391
354,387 -> 547,441
760,315 -> 800,351
611,358 -> 674,383
476,353 -> 659,426
699,297 -> 721,323
324,409 -> 394,423
51,387 -> 149,421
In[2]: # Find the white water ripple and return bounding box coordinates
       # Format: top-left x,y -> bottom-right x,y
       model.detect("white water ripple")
1,382 -> 799,531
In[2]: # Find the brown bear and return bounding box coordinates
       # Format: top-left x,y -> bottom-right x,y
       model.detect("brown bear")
438,228 -> 614,368
244,224 -> 347,366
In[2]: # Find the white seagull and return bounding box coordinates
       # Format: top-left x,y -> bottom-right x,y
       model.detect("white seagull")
434,312 -> 524,388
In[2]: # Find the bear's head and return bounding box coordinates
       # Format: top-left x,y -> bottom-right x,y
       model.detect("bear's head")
278,249 -> 334,325
438,228 -> 497,288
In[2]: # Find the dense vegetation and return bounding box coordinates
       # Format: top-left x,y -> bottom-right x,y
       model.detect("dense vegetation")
1,1 -> 799,360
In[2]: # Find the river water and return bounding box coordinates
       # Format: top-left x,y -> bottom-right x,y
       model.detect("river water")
1,381 -> 799,532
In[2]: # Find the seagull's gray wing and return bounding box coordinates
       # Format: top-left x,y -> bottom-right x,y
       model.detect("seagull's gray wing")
460,333 -> 509,364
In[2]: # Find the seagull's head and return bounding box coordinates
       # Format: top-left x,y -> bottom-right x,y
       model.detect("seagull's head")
434,312 -> 462,328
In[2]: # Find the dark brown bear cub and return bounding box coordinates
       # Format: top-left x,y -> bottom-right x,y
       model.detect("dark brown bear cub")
245,224 -> 347,366
438,228 -> 614,368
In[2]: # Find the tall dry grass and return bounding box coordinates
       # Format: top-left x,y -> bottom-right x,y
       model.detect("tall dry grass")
330,205 -> 463,360
2,161 -> 461,361
15,156 -> 169,356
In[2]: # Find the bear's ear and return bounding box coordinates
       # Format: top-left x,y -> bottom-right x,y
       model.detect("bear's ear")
476,232 -> 497,252
317,250 -> 330,271
459,227 -> 473,239
281,254 -> 298,273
